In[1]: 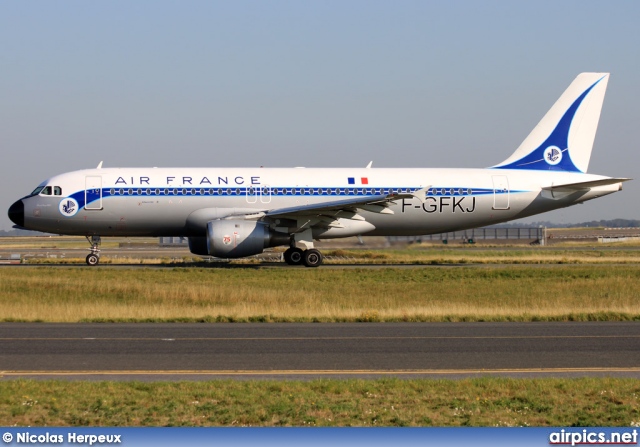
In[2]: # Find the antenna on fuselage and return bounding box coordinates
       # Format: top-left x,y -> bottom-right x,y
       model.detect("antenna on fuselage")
96,161 -> 103,169
366,161 -> 373,168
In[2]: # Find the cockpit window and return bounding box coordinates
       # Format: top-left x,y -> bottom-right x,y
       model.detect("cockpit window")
29,185 -> 62,197
30,186 -> 44,196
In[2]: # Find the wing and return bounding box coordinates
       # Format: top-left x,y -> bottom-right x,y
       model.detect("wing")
228,187 -> 430,233
270,188 -> 427,216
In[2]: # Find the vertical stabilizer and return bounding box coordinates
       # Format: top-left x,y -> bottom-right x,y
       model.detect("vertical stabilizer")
493,73 -> 609,173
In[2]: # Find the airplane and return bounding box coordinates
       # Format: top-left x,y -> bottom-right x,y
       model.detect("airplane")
7,72 -> 629,267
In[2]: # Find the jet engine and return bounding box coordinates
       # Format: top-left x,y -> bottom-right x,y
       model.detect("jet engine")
187,237 -> 209,256
188,219 -> 290,258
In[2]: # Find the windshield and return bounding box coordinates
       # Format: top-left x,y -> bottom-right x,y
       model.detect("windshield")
30,186 -> 45,196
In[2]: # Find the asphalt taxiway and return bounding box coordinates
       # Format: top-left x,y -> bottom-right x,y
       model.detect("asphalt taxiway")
1,322 -> 639,381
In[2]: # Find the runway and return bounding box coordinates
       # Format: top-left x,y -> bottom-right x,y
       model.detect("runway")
1,322 -> 639,380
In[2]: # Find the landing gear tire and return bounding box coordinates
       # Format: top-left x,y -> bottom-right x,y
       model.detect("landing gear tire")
85,235 -> 102,266
303,249 -> 323,268
283,247 -> 304,265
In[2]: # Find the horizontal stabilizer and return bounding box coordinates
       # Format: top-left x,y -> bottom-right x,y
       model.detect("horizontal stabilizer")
542,178 -> 630,193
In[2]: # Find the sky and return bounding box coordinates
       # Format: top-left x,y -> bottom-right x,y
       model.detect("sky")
1,1 -> 639,230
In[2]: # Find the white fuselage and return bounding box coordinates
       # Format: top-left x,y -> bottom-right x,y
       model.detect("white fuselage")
19,167 -> 621,238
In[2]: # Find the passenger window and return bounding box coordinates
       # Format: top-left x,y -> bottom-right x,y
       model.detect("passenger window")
54,186 -> 62,196
41,186 -> 52,195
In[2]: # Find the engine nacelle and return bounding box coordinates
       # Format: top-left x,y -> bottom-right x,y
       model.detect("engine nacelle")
205,219 -> 289,258
187,237 -> 208,256
207,219 -> 267,258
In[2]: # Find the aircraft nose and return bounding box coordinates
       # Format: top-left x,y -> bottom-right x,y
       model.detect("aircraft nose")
8,200 -> 24,228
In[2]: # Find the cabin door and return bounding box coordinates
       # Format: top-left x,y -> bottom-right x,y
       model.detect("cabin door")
85,176 -> 103,210
492,175 -> 510,210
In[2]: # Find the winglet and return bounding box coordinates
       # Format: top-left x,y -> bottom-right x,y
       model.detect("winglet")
385,186 -> 431,204
410,186 -> 431,203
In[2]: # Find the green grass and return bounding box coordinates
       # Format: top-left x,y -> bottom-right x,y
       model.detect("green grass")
2,378 -> 639,427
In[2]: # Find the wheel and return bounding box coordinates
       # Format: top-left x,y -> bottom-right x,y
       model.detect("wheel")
283,247 -> 304,265
303,249 -> 323,268
86,254 -> 100,266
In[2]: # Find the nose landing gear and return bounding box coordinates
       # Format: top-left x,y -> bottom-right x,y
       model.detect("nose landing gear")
85,235 -> 101,266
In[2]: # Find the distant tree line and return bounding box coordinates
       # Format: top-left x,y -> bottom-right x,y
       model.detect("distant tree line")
488,219 -> 640,229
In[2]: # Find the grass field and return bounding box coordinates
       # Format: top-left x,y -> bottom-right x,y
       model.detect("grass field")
1,238 -> 639,427
1,265 -> 639,322
2,378 -> 639,427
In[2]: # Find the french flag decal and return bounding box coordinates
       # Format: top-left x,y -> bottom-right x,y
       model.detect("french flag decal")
348,177 -> 369,185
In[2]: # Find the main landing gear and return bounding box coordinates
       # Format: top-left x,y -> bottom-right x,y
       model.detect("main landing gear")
85,235 -> 101,266
283,247 -> 323,267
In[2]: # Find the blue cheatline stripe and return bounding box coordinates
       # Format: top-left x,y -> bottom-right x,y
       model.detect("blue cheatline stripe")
71,186 -> 520,208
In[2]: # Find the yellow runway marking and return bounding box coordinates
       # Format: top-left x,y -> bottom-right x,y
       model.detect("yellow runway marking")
1,335 -> 639,341
2,368 -> 640,377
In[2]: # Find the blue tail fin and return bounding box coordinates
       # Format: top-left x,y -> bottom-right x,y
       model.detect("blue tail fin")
492,73 -> 609,173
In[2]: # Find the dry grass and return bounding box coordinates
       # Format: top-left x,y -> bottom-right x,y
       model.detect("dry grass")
1,266 -> 639,322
